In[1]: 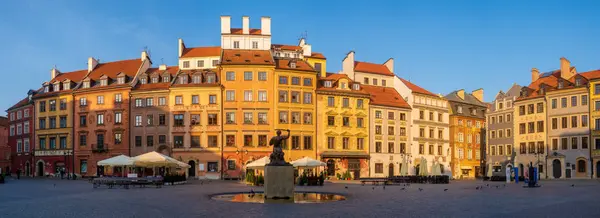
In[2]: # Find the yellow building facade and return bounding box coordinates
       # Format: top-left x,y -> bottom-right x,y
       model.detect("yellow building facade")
587,75 -> 600,178
316,74 -> 370,180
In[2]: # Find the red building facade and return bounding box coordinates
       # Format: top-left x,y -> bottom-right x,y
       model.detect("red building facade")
0,116 -> 9,174
6,91 -> 36,176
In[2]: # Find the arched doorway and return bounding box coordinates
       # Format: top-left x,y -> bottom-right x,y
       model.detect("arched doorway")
37,161 -> 44,177
552,159 -> 561,179
415,164 -> 420,175
188,160 -> 196,178
25,162 -> 31,176
388,163 -> 394,177
326,159 -> 335,176
577,159 -> 586,176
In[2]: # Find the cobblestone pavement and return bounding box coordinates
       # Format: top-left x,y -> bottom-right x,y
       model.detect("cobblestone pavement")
1,178 -> 600,218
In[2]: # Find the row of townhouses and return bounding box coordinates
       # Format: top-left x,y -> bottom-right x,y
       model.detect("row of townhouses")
487,57 -> 600,179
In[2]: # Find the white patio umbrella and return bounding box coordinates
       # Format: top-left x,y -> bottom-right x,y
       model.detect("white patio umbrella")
97,155 -> 134,166
419,158 -> 428,176
400,160 -> 408,176
431,162 -> 441,176
246,156 -> 270,169
291,157 -> 326,168
133,151 -> 190,168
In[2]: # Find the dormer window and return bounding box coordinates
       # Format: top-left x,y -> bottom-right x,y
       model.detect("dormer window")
117,77 -> 125,84
44,86 -> 49,92
324,81 -> 332,88
192,75 -> 201,84
100,79 -> 108,86
290,62 -> 296,68
539,87 -> 545,95
83,81 -> 90,88
293,53 -> 299,58
206,73 -> 216,83
53,84 -> 60,92
275,52 -> 281,57
353,84 -> 360,90
558,80 -> 564,89
140,78 -> 147,85
178,75 -> 187,84
151,76 -> 158,84
63,82 -> 70,90
575,78 -> 582,86
457,106 -> 463,113
285,53 -> 290,58
163,75 -> 170,83
341,82 -> 347,89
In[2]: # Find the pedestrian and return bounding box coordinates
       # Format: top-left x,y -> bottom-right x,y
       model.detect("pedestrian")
16,169 -> 21,180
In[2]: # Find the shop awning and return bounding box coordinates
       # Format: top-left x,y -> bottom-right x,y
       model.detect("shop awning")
320,151 -> 369,158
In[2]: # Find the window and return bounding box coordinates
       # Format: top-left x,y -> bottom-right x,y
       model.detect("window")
192,74 -> 201,83
303,78 -> 312,86
561,117 -> 568,129
572,116 -> 578,128
343,117 -> 350,127
364,78 -> 369,84
537,121 -> 544,132
173,136 -> 184,148
357,138 -> 364,150
244,112 -> 253,124
327,116 -> 335,126
327,137 -> 335,149
96,134 -> 104,149
571,96 -> 578,107
233,41 -> 240,49
327,97 -> 335,107
459,132 -> 464,142
375,111 -> 382,119
527,122 -> 534,133
506,114 -> 511,122
49,100 -> 56,111
382,80 -> 387,86
375,163 -> 383,174
506,129 -> 511,137
135,115 -> 142,127
303,112 -> 312,124
97,114 -> 104,125
258,72 -> 267,81
388,112 -> 395,120
457,106 -> 463,113
427,144 -> 434,155
582,95 -> 588,106
258,91 -> 267,102
97,96 -> 104,105
258,112 -> 268,124
279,91 -> 288,102
244,71 -> 253,81
572,137 -> 578,149
303,93 -> 312,104
561,138 -> 568,150
226,90 -> 235,101
419,128 -> 425,137
596,84 -> 600,94
279,111 -> 289,124
191,136 -> 200,147
356,117 -> 364,128
438,114 -> 443,122
430,129 -> 435,138
438,145 -> 443,155
173,114 -> 184,126
519,143 -> 526,154
226,72 -> 235,81
212,60 -> 219,67
291,112 -> 300,124
519,105 -> 525,115
192,95 -> 199,104
561,97 -> 567,108
209,95 -> 216,104
259,135 -> 267,147
552,138 -> 558,150
252,41 -> 258,49
552,118 -> 558,129
291,91 -> 300,103
49,117 -> 56,129
419,144 -> 424,154
245,135 -> 254,147
115,133 -> 122,144
162,76 -> 170,83
376,125 -> 382,135
279,76 -> 288,84
582,115 -> 588,127
159,135 -> 166,144
58,99 -> 67,110
175,96 -> 183,105
527,104 -> 534,114
303,136 -> 312,150
159,114 -> 166,125
49,137 -> 56,149
537,102 -> 544,113
37,119 -> 45,130
375,142 -> 382,153
59,116 -> 66,128
582,136 -> 589,149
342,98 -> 349,108
528,142 -> 535,154
226,135 -> 235,147
135,98 -> 144,107
244,91 -> 253,102
291,77 -> 300,85
399,127 -> 406,136
78,134 -> 86,146
386,142 -> 394,153
197,60 -> 204,68
419,110 -> 424,119
373,79 -> 378,85
190,114 -> 199,126
182,61 -> 190,68
208,114 -> 218,125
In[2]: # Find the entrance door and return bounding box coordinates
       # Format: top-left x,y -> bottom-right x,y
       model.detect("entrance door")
474,166 -> 481,178
97,166 -> 105,176
188,160 -> 196,178
566,169 -> 571,178
37,162 -> 43,176
552,159 -> 561,179
25,163 -> 30,176
348,159 -> 360,180
388,163 -> 394,177
326,159 -> 335,176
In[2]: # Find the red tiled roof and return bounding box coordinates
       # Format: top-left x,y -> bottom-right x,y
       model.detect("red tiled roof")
50,69 -> 88,84
580,70 -> 600,80
230,28 -> 262,35
221,50 -> 274,65
6,96 -> 31,112
399,78 -> 437,97
133,66 -> 180,91
316,73 -> 369,95
271,44 -> 301,51
354,61 -> 393,76
88,59 -> 142,80
145,66 -> 179,76
362,85 -> 410,109
308,52 -> 326,59
170,70 -> 220,88
181,46 -> 221,58
275,59 -> 316,72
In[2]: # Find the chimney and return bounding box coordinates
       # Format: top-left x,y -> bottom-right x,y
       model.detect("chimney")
457,89 -> 465,100
88,57 -> 99,73
221,16 -> 231,34
560,57 -> 572,79
159,64 -> 167,70
383,58 -> 394,74
178,38 -> 185,58
261,16 -> 271,35
300,38 -> 311,57
50,67 -> 61,80
531,68 -> 539,82
472,88 -> 484,102
141,50 -> 149,62
242,16 -> 250,34
342,51 -> 355,79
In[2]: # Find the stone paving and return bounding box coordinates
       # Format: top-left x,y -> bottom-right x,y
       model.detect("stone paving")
1,178 -> 600,218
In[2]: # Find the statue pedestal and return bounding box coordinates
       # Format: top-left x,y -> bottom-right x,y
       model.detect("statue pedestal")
264,164 -> 294,199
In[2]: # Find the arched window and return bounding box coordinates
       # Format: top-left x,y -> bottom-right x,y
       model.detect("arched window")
577,160 -> 586,173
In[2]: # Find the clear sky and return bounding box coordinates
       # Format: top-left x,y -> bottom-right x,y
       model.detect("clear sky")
1,0 -> 599,112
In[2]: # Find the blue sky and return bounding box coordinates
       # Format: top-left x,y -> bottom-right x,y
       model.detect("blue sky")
1,0 -> 599,112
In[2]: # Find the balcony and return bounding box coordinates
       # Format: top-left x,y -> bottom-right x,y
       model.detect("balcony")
92,146 -> 109,153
